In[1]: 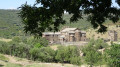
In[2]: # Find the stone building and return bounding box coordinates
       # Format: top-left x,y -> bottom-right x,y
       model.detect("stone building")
42,28 -> 87,43
108,30 -> 117,41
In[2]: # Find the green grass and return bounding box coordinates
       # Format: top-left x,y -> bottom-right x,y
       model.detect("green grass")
0,54 -> 9,61
25,63 -> 80,67
4,63 -> 22,67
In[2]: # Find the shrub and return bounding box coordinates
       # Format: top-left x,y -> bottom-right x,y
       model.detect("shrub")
84,49 -> 102,67
0,41 -> 10,54
12,36 -> 21,43
82,39 -> 103,67
38,47 -> 55,62
94,39 -> 109,49
105,44 -> 120,67
55,46 -> 81,65
27,36 -> 49,47
70,57 -> 81,65
29,48 -> 40,61
34,43 -> 43,48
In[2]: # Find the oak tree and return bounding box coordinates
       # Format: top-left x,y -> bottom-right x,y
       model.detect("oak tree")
19,0 -> 120,36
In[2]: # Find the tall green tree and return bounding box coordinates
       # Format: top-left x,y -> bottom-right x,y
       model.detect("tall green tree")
19,0 -> 120,36
105,44 -> 120,67
82,39 -> 108,67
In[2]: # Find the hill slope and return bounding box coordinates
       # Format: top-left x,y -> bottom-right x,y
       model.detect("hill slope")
0,9 -> 93,38
0,9 -> 24,38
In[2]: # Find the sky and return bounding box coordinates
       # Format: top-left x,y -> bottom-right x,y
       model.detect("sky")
0,0 -> 119,9
0,0 -> 35,9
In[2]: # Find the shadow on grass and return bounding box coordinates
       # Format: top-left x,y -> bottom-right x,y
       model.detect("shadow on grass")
0,64 -> 4,67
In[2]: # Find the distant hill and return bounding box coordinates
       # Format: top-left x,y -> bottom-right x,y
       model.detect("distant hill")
0,9 -> 24,38
2,9 -> 118,38
0,9 -> 93,38
62,14 -> 92,30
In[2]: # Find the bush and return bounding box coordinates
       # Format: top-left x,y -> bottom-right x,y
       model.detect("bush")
29,47 -> 55,62
55,46 -> 81,65
12,36 -> 21,43
0,41 -> 10,54
29,48 -> 40,61
27,36 -> 49,47
38,47 -> 55,62
82,39 -> 103,67
70,57 -> 81,65
105,44 -> 120,67
94,39 -> 109,49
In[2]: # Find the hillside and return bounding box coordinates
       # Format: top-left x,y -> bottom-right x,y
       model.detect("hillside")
0,9 -> 92,38
0,9 -> 24,38
0,9 -> 119,39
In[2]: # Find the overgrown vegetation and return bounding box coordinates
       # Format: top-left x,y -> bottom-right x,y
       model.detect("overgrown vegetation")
82,39 -> 108,67
55,46 -> 81,65
0,38 -> 119,66
105,44 -> 120,67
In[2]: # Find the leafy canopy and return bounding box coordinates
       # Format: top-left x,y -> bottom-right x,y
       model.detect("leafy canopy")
105,44 -> 120,67
19,0 -> 120,36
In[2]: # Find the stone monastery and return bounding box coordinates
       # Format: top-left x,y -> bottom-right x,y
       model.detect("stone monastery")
42,27 -> 86,43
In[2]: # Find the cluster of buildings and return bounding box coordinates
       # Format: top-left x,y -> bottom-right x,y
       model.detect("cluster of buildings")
42,27 -> 118,44
42,27 -> 86,44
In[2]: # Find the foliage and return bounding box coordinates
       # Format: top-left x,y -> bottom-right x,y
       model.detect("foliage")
27,36 -> 49,47
82,39 -> 107,67
105,44 -> 120,67
86,39 -> 109,50
0,38 -> 119,66
12,36 -> 21,43
34,43 -> 43,48
38,47 -> 55,62
0,9 -> 24,38
94,39 -> 109,49
29,47 -> 40,61
19,0 -> 120,36
84,49 -> 102,67
0,9 -> 92,38
70,57 -> 81,65
29,47 -> 56,62
55,46 -> 81,65
0,54 -> 9,61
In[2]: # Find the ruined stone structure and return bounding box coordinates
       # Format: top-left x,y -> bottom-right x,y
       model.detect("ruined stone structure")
108,30 -> 117,41
42,28 -> 86,43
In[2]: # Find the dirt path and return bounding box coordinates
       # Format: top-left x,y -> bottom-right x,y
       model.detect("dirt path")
0,38 -> 12,42
3,55 -> 89,67
4,55 -> 33,66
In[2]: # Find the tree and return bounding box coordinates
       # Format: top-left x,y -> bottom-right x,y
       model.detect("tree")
27,36 -> 49,47
55,46 -> 81,65
38,47 -> 55,62
19,0 -> 120,36
82,39 -> 104,67
105,44 -> 120,67
12,36 -> 21,43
